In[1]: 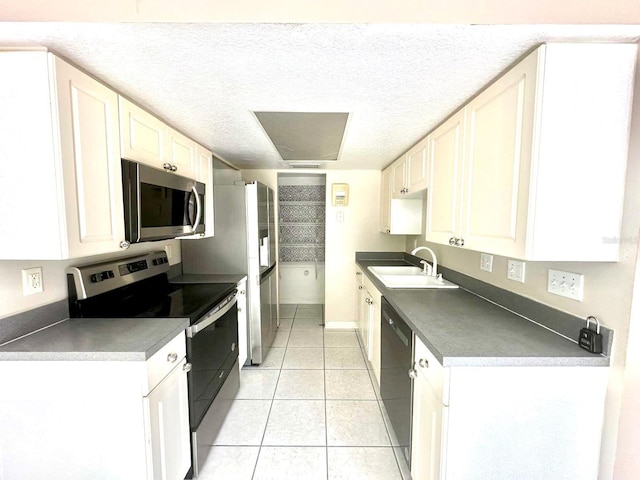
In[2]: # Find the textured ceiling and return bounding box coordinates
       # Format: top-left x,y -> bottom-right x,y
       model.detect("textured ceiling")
0,23 -> 639,170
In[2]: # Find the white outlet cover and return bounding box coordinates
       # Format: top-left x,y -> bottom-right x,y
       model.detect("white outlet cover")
507,259 -> 526,283
548,269 -> 584,301
480,253 -> 493,272
22,267 -> 43,296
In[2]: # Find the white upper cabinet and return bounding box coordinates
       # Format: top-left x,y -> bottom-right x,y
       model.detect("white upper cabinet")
391,155 -> 407,198
168,127 -> 196,177
0,50 -> 126,259
119,97 -> 168,167
406,137 -> 429,194
119,97 -> 196,178
391,137 -> 429,198
424,43 -> 637,261
380,165 -> 422,235
425,109 -> 466,246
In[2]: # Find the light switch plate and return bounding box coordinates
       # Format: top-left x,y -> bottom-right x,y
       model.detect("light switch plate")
507,259 -> 525,283
548,269 -> 584,301
480,253 -> 493,272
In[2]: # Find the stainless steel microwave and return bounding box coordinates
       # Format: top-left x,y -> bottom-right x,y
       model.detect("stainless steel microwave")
122,159 -> 206,243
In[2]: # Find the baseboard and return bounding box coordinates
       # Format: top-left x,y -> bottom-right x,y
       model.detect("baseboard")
324,321 -> 357,329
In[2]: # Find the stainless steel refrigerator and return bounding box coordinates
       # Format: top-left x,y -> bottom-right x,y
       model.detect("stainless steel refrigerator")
181,181 -> 277,365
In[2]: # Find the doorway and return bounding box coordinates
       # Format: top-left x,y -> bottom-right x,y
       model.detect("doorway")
277,173 -> 326,322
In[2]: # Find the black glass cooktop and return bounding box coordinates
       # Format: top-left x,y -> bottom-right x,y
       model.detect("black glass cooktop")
70,274 -> 236,324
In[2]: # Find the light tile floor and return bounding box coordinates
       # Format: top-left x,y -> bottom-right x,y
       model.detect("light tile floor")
197,304 -> 408,480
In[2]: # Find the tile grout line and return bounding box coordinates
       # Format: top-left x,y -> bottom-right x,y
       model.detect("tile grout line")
323,315 -> 329,480
250,310 -> 293,480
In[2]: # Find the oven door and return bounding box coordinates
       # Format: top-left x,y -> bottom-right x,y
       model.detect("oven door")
122,159 -> 206,242
186,290 -> 239,430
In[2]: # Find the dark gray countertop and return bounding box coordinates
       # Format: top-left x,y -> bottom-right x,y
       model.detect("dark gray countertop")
356,255 -> 609,367
0,317 -> 188,361
170,274 -> 247,285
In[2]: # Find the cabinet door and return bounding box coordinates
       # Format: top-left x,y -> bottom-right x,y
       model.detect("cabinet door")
144,359 -> 191,480
391,155 -> 407,198
406,138 -> 428,194
355,273 -> 366,347
54,57 -> 126,258
379,167 -> 392,233
411,371 -> 445,480
119,96 -> 168,167
361,290 -> 372,359
168,127 -> 196,177
425,109 -> 466,246
460,52 -> 537,257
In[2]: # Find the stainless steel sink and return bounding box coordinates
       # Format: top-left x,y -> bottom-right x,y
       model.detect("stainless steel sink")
367,266 -> 459,289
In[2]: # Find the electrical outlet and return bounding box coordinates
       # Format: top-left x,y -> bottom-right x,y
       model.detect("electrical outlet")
480,253 -> 493,272
507,259 -> 526,283
548,269 -> 584,301
22,267 -> 43,295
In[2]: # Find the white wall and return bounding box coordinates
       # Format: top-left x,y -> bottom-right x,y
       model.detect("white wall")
243,169 -> 404,326
0,239 -> 181,320
406,52 -> 640,479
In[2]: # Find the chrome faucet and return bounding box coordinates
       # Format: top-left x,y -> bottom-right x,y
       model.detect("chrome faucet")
411,246 -> 438,277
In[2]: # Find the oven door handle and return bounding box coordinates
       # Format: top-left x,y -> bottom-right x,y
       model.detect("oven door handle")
187,291 -> 238,338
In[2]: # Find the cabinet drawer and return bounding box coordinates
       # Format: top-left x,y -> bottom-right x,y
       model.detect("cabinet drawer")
145,332 -> 186,395
414,336 -> 449,405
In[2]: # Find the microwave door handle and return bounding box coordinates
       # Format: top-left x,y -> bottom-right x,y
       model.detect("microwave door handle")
191,185 -> 202,232
187,292 -> 238,338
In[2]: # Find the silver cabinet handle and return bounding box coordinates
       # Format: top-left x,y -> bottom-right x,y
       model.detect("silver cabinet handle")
231,342 -> 236,352
191,185 -> 202,233
387,318 -> 394,325
358,285 -> 363,290
408,368 -> 417,379
167,352 -> 178,363
418,358 -> 429,369
386,229 -> 391,233
218,371 -> 224,379
171,165 -> 178,171
163,162 -> 173,171
455,238 -> 465,247
449,237 -> 456,245
183,363 -> 192,373
119,241 -> 130,249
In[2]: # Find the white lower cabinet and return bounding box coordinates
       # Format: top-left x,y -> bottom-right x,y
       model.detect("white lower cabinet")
355,266 -> 382,386
410,336 -> 609,480
144,358 -> 191,480
0,332 -> 191,480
